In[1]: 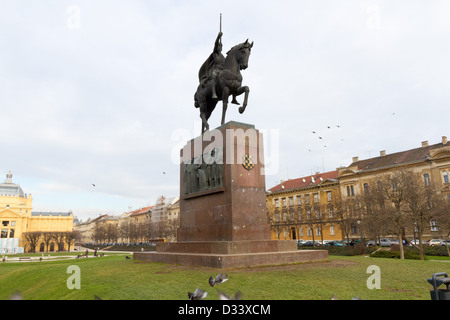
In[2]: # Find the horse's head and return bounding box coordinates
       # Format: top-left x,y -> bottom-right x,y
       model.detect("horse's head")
227,39 -> 253,70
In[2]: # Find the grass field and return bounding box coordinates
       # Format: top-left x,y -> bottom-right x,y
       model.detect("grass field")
0,252 -> 449,300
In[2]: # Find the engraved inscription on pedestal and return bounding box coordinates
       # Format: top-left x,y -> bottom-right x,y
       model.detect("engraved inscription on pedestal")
183,147 -> 224,196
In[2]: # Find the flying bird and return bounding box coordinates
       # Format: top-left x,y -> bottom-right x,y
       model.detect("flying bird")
188,288 -> 208,300
218,290 -> 242,300
312,131 -> 316,134
209,273 -> 228,287
92,184 -> 96,187
318,137 -> 323,140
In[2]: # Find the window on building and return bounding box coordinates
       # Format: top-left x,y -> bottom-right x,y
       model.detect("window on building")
330,225 -> 335,236
11,221 -> 15,227
9,229 -> 14,238
2,221 -> 9,227
313,193 -> 319,203
307,227 -> 312,236
274,199 -> 279,207
346,185 -> 355,197
306,209 -> 311,220
316,226 -> 321,236
392,180 -> 398,191
305,195 -> 310,205
363,183 -> 369,195
430,220 -> 439,232
298,209 -> 302,220
1,229 -> 7,238
282,198 -> 286,206
351,224 -> 357,234
289,196 -> 293,205
443,171 -> 449,184
275,214 -> 280,222
284,228 -> 288,237
299,227 -> 304,237
329,207 -> 334,218
327,191 -> 332,202
423,174 -> 430,186
297,195 -> 301,204
315,209 -> 321,219
283,212 -> 287,221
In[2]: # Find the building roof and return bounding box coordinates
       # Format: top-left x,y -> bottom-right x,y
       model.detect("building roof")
31,212 -> 73,217
0,171 -> 26,197
347,138 -> 449,174
0,183 -> 25,197
268,170 -> 339,193
129,205 -> 154,217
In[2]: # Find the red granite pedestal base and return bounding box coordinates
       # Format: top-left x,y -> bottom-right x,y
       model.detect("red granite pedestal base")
133,122 -> 328,268
133,240 -> 328,268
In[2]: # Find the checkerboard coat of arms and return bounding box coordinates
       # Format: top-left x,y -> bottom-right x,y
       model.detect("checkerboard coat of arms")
242,154 -> 255,171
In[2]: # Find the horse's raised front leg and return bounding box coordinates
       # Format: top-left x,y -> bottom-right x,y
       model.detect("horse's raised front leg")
200,104 -> 210,134
221,87 -> 230,125
200,112 -> 209,134
236,86 -> 249,114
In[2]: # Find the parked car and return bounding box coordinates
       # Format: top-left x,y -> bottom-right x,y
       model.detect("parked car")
442,239 -> 450,246
301,240 -> 322,247
365,240 -> 375,246
300,241 -> 314,247
428,239 -> 445,246
378,238 -> 393,247
325,240 -> 343,247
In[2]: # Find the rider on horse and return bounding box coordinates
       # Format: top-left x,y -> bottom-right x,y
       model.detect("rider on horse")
198,32 -> 238,104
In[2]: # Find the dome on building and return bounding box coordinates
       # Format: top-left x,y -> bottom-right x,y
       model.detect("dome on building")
0,171 -> 25,197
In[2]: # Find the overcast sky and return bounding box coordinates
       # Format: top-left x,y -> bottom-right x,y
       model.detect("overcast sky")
1,1 -> 449,221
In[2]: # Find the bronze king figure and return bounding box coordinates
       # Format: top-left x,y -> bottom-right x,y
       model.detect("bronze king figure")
194,14 -> 253,135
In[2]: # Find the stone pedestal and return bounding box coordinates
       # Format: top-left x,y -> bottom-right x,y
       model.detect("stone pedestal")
133,122 -> 327,268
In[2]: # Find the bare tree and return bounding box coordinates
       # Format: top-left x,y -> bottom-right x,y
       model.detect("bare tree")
105,224 -> 119,243
23,232 -> 41,253
65,231 -> 80,252
434,195 -> 450,256
42,232 -> 54,252
93,221 -> 106,243
52,232 -> 66,251
377,169 -> 410,259
119,220 -> 131,243
400,170 -> 444,259
364,180 -> 391,246
334,196 -> 358,244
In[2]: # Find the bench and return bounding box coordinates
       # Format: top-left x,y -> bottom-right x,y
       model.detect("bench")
19,257 -> 32,261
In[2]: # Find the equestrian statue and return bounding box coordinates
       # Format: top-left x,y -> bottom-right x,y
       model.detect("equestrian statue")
194,25 -> 253,135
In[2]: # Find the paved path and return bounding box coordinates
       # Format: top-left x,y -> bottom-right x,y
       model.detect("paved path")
1,248 -> 133,263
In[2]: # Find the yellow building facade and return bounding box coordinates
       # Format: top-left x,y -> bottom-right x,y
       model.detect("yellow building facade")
338,136 -> 450,241
0,172 -> 74,253
266,170 -> 343,243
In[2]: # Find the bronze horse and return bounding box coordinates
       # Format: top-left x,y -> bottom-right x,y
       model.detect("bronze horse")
194,39 -> 253,135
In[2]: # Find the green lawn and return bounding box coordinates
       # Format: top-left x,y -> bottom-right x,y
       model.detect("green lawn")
0,253 -> 448,300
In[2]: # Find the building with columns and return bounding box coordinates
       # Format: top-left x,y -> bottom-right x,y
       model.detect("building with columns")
0,171 -> 73,253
